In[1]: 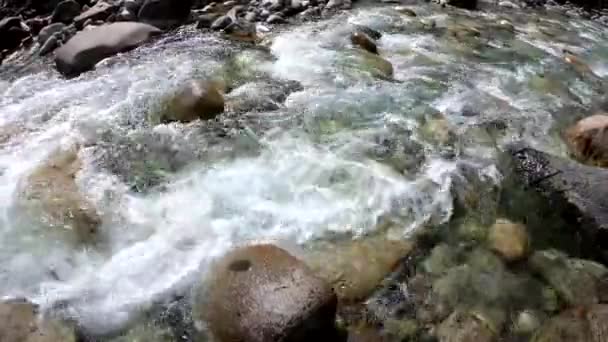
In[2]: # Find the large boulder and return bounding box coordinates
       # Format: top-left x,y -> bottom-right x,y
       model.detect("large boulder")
158,80 -> 225,123
196,244 -> 338,342
138,0 -> 194,30
565,114 -> 608,167
18,148 -> 101,245
506,145 -> 608,258
54,22 -> 161,76
0,299 -> 76,342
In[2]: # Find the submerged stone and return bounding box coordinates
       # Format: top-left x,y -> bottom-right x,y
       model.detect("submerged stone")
159,79 -> 225,123
305,235 -> 413,302
196,244 -> 338,342
18,148 -> 101,245
437,310 -> 496,342
529,249 -> 599,307
350,31 -> 378,55
488,219 -> 529,261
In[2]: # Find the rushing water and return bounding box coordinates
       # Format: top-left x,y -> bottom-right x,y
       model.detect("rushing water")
0,1 -> 607,336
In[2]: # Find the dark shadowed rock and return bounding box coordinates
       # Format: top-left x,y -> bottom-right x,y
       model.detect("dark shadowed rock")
73,1 -> 118,29
138,0 -> 194,30
196,13 -> 222,28
25,17 -> 49,35
506,145 -> 608,259
159,79 -> 225,123
350,31 -> 378,54
55,22 -> 161,76
197,244 -> 338,342
0,17 -> 29,52
51,0 -> 81,23
442,0 -> 477,10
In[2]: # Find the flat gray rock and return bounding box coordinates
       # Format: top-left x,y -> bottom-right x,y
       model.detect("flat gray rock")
54,22 -> 161,77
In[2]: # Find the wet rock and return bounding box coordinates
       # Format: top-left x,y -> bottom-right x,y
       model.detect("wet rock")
513,310 -> 544,335
395,6 -> 417,17
344,49 -> 394,80
125,0 -> 145,13
350,31 -> 377,54
529,249 -> 599,307
437,310 -> 496,342
586,304 -> 608,342
39,33 -> 61,55
531,311 -> 592,342
196,244 -> 338,342
222,21 -> 258,43
266,13 -> 286,24
116,8 -> 137,22
244,11 -> 257,22
565,114 -> 608,167
423,243 -> 459,276
305,236 -> 413,302
138,0 -> 194,30
196,13 -> 222,28
55,22 -> 162,77
0,299 -> 76,342
506,146 -> 608,257
488,218 -> 529,261
38,23 -> 66,44
159,79 -> 225,123
325,0 -> 351,10
51,0 -> 81,24
226,79 -> 302,113
73,1 -> 118,29
0,17 -> 29,52
211,15 -> 232,30
564,52 -> 595,76
18,148 -> 101,245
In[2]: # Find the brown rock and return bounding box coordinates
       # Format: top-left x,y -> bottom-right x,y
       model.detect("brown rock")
160,79 -> 225,123
350,31 -> 378,54
488,219 -> 529,261
437,311 -> 496,342
587,305 -> 608,342
532,310 -> 592,342
18,147 -> 101,245
197,244 -> 337,342
0,299 -> 75,342
305,236 -> 413,302
565,114 -> 608,167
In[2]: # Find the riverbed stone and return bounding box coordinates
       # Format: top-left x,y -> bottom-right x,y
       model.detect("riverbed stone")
38,23 -> 66,44
565,114 -> 608,167
305,235 -> 413,302
55,22 -> 161,76
531,311 -> 592,342
18,148 -> 101,245
350,31 -> 377,54
51,0 -> 81,24
159,79 -> 225,123
506,145 -> 608,258
197,244 -> 338,342
138,0 -> 194,29
437,310 -> 496,342
488,218 -> 529,261
0,299 -> 76,342
529,249 -> 599,307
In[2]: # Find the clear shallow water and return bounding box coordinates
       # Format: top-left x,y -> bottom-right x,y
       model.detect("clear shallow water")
0,2 -> 607,335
